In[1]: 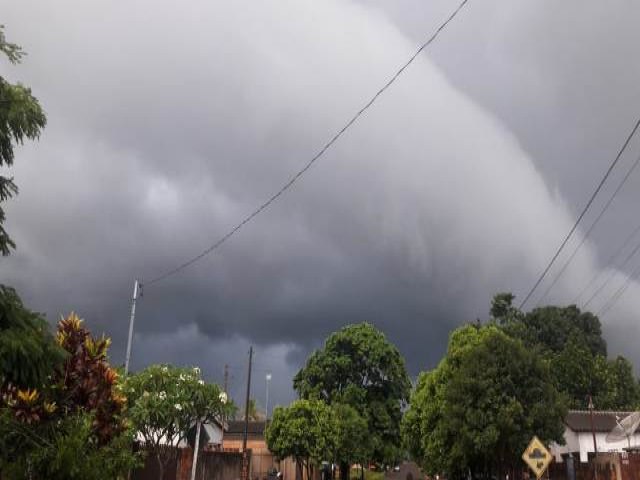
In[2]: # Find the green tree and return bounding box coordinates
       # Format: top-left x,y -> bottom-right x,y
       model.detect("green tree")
125,364 -> 233,480
0,285 -> 65,389
293,323 -> 411,466
404,325 -> 566,479
0,312 -> 138,479
489,293 -> 640,409
265,399 -> 337,480
332,403 -> 371,479
0,25 -> 47,255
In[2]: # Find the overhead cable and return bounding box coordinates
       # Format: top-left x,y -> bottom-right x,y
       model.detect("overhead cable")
519,116 -> 640,309
535,152 -> 640,306
144,0 -> 471,287
573,221 -> 640,305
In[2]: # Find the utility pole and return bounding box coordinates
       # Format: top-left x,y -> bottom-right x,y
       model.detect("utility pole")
588,395 -> 598,453
221,364 -> 229,450
588,395 -> 598,480
265,373 -> 272,421
190,420 -> 202,480
242,347 -> 253,480
124,279 -> 140,375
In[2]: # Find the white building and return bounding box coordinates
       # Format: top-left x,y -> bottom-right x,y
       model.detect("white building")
551,410 -> 640,463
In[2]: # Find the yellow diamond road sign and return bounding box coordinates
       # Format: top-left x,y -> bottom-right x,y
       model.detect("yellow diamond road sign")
522,436 -> 552,479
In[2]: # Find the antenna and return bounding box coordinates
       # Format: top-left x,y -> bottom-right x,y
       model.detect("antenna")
605,412 -> 640,449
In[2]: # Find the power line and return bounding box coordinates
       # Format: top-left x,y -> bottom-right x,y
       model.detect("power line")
584,238 -> 640,309
144,0 -> 471,287
535,152 -> 640,306
597,261 -> 640,317
519,116 -> 640,309
574,221 -> 640,305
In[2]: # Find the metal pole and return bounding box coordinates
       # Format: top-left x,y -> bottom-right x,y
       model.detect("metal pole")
588,395 -> 598,480
265,373 -> 271,421
588,396 -> 598,454
243,347 -> 253,452
124,279 -> 140,375
221,364 -> 229,450
190,420 -> 202,480
242,347 -> 253,480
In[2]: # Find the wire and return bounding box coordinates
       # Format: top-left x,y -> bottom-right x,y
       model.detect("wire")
573,220 -> 640,304
144,0 -> 471,287
597,261 -> 640,317
519,116 -> 640,309
535,152 -> 640,306
584,239 -> 640,309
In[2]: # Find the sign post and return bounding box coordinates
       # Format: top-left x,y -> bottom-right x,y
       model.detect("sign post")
522,436 -> 552,480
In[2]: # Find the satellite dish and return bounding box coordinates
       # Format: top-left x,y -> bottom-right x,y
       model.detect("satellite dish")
606,412 -> 640,449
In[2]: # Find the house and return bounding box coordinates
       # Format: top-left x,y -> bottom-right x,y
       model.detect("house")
551,410 -> 640,463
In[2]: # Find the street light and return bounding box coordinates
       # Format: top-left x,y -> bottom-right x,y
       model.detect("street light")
265,373 -> 272,420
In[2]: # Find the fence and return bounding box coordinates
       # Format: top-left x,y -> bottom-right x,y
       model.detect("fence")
132,448 -> 244,480
548,452 -> 640,480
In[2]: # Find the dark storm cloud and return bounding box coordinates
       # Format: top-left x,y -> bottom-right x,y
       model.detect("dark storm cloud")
2,0 -> 640,407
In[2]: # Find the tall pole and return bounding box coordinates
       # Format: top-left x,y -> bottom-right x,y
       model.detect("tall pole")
221,364 -> 229,450
588,395 -> 598,480
124,279 -> 140,375
242,347 -> 253,480
588,395 -> 598,454
190,420 -> 202,480
265,373 -> 272,421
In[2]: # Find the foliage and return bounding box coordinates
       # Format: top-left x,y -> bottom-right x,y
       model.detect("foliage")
403,324 -> 566,479
0,312 -> 137,478
0,285 -> 65,389
125,364 -> 233,478
0,25 -> 47,255
332,403 -> 371,468
294,322 -> 411,464
491,293 -> 640,410
237,397 -> 264,421
266,399 -> 337,480
0,410 -> 139,480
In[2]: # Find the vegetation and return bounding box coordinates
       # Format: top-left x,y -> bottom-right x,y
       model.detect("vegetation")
266,399 -> 337,480
294,322 -> 411,467
492,292 -> 640,409
0,311 -> 138,479
0,25 -> 47,256
0,285 -> 65,388
403,324 -> 566,479
125,364 -> 233,479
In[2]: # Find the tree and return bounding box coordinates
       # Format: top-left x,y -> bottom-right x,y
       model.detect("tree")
0,312 -> 138,479
293,323 -> 411,466
265,399 -> 337,480
125,364 -> 233,480
489,293 -> 640,409
0,285 -> 65,389
0,25 -> 47,255
332,403 -> 371,480
404,325 -> 566,479
236,398 -> 264,421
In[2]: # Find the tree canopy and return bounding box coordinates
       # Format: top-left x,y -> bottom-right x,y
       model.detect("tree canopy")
0,312 -> 137,479
403,324 -> 566,479
293,322 -> 411,464
0,25 -> 47,255
125,364 -> 233,479
266,399 -> 337,480
491,293 -> 640,410
0,285 -> 65,389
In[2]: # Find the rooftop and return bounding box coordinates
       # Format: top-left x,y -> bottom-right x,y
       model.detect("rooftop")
565,410 -> 637,433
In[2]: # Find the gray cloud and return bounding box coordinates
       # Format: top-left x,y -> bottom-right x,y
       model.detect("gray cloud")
2,0 -> 640,407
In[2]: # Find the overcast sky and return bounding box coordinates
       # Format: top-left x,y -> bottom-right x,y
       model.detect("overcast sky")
2,0 -> 640,409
